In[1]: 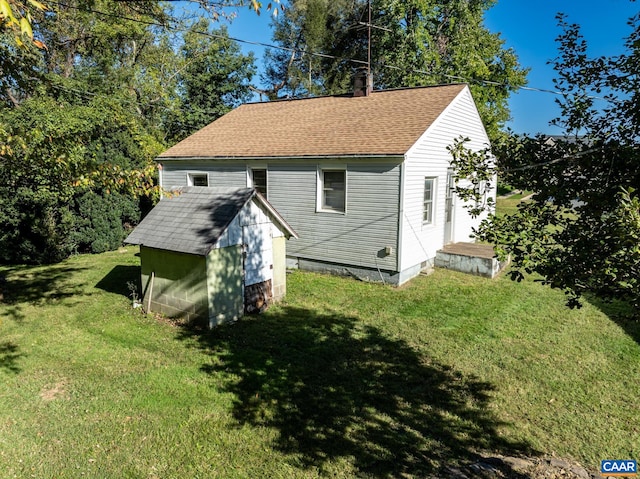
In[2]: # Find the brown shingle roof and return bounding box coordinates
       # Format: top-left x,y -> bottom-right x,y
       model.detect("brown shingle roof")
159,84 -> 467,159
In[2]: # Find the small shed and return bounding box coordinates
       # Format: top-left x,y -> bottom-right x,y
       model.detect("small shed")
125,187 -> 297,328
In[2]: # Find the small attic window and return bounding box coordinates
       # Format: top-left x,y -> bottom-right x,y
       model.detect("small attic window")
188,173 -> 208,187
251,169 -> 267,197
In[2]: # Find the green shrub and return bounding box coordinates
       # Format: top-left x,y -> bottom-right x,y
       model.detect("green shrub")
497,182 -> 515,196
0,187 -> 75,264
70,191 -> 141,254
0,188 -> 142,265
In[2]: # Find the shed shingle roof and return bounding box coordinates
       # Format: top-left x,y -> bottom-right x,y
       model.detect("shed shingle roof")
159,84 -> 467,159
125,187 -> 297,256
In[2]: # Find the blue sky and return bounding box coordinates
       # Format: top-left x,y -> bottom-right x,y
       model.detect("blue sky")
218,0 -> 638,134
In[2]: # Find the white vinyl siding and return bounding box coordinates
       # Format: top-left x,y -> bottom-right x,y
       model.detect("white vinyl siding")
399,86 -> 495,272
423,177 -> 436,225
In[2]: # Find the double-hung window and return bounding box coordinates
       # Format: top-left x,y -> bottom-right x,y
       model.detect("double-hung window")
319,169 -> 346,213
423,177 -> 436,225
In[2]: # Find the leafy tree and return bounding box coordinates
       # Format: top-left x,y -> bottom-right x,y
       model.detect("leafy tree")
262,0 -> 527,139
0,95 -> 162,263
451,13 -> 640,314
0,187 -> 75,264
0,0 -> 262,263
168,20 -> 256,141
0,0 -> 46,48
0,0 -> 172,264
0,0 -> 282,49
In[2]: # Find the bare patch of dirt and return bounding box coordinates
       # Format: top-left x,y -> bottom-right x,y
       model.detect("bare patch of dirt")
39,380 -> 68,401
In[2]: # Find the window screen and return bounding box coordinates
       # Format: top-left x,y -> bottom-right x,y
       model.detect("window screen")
423,177 -> 435,224
322,170 -> 346,212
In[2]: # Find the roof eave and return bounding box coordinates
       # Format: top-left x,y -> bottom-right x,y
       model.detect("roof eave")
157,153 -> 406,162
125,242 -> 209,257
252,192 -> 299,240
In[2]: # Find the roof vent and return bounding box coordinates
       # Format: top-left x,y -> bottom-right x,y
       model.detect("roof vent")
353,69 -> 373,97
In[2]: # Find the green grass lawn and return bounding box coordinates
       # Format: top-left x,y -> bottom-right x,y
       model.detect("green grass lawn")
1,248 -> 638,478
496,191 -> 533,216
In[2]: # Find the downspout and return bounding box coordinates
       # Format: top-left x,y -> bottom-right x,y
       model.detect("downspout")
396,156 -> 407,274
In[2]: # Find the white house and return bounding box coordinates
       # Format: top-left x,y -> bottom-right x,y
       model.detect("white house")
156,82 -> 496,285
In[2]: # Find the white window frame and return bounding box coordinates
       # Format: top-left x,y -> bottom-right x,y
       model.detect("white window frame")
423,177 -> 436,226
317,167 -> 347,214
249,167 -> 268,198
187,172 -> 209,187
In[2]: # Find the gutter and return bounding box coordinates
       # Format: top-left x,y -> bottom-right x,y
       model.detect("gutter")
156,154 -> 405,162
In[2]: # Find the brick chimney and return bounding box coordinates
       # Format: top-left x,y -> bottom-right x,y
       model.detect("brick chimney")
353,68 -> 373,97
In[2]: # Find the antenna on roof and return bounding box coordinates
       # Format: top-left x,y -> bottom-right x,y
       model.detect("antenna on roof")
367,0 -> 371,78
351,0 -> 390,96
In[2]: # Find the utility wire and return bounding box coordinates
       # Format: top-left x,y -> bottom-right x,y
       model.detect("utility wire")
45,0 -> 606,100
47,1 -> 369,66
37,0 -> 617,154
500,146 -> 612,173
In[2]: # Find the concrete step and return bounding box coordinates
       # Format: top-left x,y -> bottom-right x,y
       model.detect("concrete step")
435,242 -> 509,278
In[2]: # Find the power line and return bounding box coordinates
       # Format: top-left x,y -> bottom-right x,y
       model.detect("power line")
500,146 -> 615,173
44,1 -> 612,103
47,1 -> 369,66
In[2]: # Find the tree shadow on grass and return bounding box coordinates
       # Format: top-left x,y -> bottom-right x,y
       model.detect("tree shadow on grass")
0,264 -> 87,321
94,265 -> 141,299
0,341 -> 21,374
586,295 -> 640,345
178,307 -> 533,477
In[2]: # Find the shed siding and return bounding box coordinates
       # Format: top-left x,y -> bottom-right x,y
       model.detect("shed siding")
140,246 -> 208,322
239,200 -> 275,286
400,87 -> 494,272
216,215 -> 242,249
161,158 -> 402,272
206,245 -> 243,327
214,198 -> 286,250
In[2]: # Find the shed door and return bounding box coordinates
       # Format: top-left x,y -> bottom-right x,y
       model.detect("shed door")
243,224 -> 273,286
444,169 -> 455,244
